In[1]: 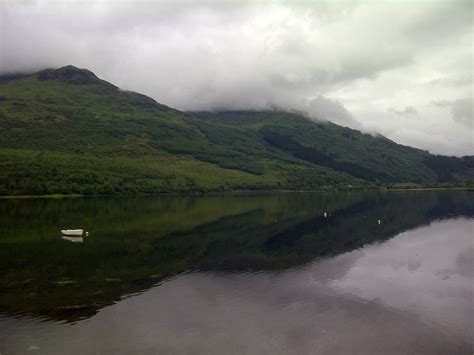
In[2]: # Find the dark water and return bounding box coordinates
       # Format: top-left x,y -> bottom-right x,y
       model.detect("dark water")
0,191 -> 473,354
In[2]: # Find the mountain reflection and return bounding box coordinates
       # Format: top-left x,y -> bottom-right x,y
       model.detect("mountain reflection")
0,191 -> 472,322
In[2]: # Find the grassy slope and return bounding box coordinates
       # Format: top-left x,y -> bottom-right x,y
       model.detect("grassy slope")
0,67 -> 358,195
191,111 -> 474,184
0,66 -> 471,196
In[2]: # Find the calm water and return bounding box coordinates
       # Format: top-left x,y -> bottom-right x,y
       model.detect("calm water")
0,191 -> 473,354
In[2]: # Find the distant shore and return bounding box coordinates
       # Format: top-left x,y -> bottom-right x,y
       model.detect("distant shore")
1,186 -> 472,199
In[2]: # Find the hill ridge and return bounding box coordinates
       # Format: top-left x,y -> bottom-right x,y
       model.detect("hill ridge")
0,66 -> 472,196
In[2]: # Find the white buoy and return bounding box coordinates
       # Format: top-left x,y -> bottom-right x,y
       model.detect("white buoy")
378,219 -> 381,225
324,212 -> 328,218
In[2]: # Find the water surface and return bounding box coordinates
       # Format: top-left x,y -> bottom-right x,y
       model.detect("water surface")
0,191 -> 473,354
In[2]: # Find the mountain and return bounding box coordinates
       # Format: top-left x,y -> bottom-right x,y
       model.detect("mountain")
0,66 -> 472,196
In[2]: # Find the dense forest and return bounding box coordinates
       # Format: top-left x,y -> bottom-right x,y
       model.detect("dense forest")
0,66 -> 472,196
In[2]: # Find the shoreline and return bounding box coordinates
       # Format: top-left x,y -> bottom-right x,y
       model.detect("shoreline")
1,187 -> 472,199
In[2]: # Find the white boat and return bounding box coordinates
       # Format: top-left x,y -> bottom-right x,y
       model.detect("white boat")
61,229 -> 84,236
61,236 -> 84,243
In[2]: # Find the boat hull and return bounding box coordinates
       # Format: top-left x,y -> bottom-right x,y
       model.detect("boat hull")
61,229 -> 84,236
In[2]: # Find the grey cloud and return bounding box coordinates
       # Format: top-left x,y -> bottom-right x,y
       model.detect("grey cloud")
304,95 -> 361,128
432,100 -> 451,107
389,106 -> 418,116
451,98 -> 473,127
426,76 -> 472,87
0,0 -> 472,155
404,0 -> 473,43
433,98 -> 473,127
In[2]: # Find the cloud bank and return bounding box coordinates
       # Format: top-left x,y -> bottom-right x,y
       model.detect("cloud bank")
1,0 -> 472,155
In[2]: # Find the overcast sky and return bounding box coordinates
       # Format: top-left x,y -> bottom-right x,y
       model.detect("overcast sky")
1,0 -> 472,156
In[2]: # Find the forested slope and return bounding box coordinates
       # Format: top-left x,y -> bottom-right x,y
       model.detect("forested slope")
0,66 -> 472,196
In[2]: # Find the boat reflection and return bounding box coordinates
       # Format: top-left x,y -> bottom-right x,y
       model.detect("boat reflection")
61,235 -> 84,243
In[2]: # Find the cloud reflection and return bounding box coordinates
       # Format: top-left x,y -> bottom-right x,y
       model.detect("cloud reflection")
329,218 -> 474,341
1,218 -> 472,354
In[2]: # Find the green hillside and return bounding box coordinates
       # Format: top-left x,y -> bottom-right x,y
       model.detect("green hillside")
0,66 -> 472,196
191,111 -> 473,184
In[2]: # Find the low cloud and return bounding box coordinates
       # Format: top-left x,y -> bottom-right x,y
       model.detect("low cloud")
389,106 -> 418,116
426,76 -> 472,87
451,98 -> 473,127
433,98 -> 473,127
0,0 -> 472,155
305,95 -> 361,128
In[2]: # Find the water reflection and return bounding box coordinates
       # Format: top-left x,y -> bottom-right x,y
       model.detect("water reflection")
0,191 -> 472,323
329,218 -> 473,342
1,218 -> 472,354
61,236 -> 84,243
0,191 -> 473,353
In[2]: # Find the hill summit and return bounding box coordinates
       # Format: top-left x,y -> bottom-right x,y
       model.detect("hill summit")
36,65 -> 112,86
